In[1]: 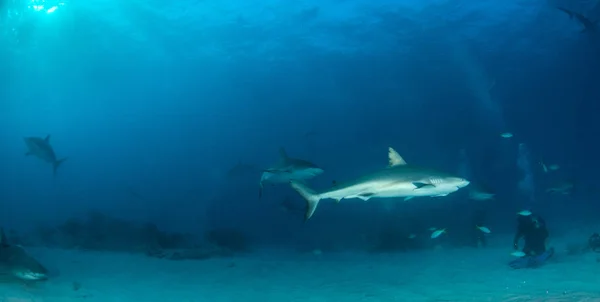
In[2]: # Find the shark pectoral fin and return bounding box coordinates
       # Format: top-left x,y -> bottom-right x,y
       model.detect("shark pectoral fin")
413,182 -> 435,189
357,192 -> 375,201
388,147 -> 407,167
44,135 -> 51,142
404,196 -> 414,201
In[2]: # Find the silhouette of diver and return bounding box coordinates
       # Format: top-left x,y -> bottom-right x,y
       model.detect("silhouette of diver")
509,212 -> 554,269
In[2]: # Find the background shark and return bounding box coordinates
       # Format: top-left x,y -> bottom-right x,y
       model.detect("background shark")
557,7 -> 597,33
0,229 -> 48,282
259,148 -> 324,198
24,135 -> 67,176
290,147 -> 470,220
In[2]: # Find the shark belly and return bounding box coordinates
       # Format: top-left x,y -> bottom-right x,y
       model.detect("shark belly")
321,180 -> 416,201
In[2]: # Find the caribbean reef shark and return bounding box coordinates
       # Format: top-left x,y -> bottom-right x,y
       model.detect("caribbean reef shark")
290,147 -> 470,220
557,7 -> 597,33
0,229 -> 48,282
259,148 -> 323,198
24,135 -> 67,175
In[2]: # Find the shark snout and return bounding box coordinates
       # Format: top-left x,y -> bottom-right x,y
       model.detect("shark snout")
310,167 -> 324,176
457,178 -> 470,188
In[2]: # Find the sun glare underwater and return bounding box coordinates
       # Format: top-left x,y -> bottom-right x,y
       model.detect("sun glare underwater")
1,0 -> 600,301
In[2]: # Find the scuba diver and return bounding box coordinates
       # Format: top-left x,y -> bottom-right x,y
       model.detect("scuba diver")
509,212 -> 555,269
589,233 -> 600,252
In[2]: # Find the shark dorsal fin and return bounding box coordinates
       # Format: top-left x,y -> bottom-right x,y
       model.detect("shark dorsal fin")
388,147 -> 407,167
279,148 -> 289,161
44,135 -> 51,142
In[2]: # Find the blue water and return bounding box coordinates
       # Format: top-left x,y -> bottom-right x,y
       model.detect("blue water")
1,0 -> 600,300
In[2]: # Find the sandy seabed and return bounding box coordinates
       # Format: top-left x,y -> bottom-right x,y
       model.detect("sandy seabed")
2,237 -> 600,302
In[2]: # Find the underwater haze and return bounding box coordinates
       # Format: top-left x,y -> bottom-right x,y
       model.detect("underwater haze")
2,0 -> 600,301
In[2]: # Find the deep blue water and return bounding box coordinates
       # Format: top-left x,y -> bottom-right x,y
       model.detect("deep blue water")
1,0 -> 600,270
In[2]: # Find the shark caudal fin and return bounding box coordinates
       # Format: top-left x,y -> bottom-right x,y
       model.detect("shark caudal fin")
289,181 -> 321,221
53,158 -> 67,176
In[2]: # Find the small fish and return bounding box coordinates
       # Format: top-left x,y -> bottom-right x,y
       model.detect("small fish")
540,161 -> 548,173
540,160 -> 559,172
517,210 -> 532,216
430,229 -> 446,239
476,226 -> 491,234
408,234 -> 417,239
511,251 -> 526,257
428,227 -> 437,231
500,132 -> 513,138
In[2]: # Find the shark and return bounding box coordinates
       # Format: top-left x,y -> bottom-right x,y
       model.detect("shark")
290,147 -> 470,220
557,7 -> 597,33
468,184 -> 495,201
259,148 -> 324,198
24,135 -> 67,175
0,229 -> 48,282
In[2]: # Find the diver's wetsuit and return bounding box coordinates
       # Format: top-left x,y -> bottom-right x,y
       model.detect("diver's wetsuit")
513,214 -> 548,255
509,214 -> 554,269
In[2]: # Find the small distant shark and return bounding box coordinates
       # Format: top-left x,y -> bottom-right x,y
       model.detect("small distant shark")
259,148 -> 324,198
24,135 -> 67,175
290,147 -> 470,220
557,7 -> 597,33
546,181 -> 574,195
0,229 -> 48,282
468,184 -> 495,201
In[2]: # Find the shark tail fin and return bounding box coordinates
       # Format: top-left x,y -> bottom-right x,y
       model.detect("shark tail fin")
290,181 -> 321,221
53,158 -> 67,175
